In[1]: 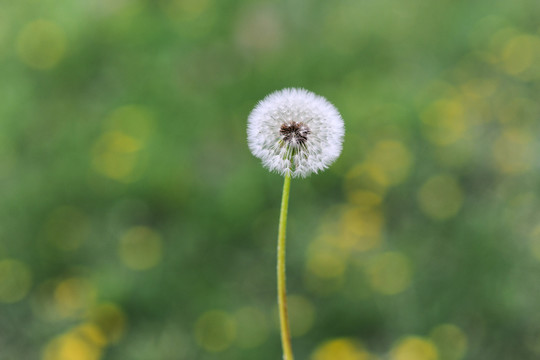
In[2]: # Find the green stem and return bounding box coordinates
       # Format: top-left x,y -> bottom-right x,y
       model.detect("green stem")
277,174 -> 294,360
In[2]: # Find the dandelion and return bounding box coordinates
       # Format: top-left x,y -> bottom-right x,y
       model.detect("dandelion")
247,88 -> 345,360
248,88 -> 345,178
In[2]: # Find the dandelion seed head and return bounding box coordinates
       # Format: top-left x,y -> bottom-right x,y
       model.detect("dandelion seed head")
280,121 -> 310,148
247,88 -> 345,178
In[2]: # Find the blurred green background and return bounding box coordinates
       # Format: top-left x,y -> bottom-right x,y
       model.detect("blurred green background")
2,0 -> 540,359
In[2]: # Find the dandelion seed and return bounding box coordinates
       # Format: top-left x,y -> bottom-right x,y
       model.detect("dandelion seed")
247,88 -> 345,178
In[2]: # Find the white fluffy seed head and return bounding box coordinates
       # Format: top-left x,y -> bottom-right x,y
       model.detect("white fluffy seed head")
247,88 -> 345,178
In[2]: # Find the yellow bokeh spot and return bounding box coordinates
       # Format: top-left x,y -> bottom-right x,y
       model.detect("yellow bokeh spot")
119,226 -> 163,270
42,325 -> 105,360
311,338 -> 371,360
287,295 -> 316,337
341,206 -> 384,252
366,140 -> 414,186
347,190 -> 383,209
421,99 -> 467,146
234,307 -> 269,348
492,129 -> 534,174
417,175 -> 463,220
92,105 -> 153,182
430,324 -> 467,360
105,106 -> 153,142
306,250 -> 346,279
90,303 -> 127,343
317,205 -> 383,253
92,131 -> 141,181
366,252 -> 412,295
390,336 -> 438,360
74,323 -> 108,348
501,35 -> 540,76
345,163 -> 389,196
17,20 -> 66,69
304,246 -> 347,296
43,206 -> 90,251
54,277 -> 96,318
195,310 -> 237,352
0,259 -> 32,303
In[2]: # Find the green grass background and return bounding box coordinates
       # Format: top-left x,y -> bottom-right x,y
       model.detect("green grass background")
1,0 -> 540,359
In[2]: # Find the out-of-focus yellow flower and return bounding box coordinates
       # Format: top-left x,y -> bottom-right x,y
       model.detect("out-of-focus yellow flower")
311,338 -> 371,360
194,310 -> 237,352
90,303 -> 127,344
17,20 -> 66,69
365,140 -> 414,186
345,163 -> 388,196
105,106 -> 154,143
365,252 -> 412,295
421,98 -> 467,146
0,259 -> 32,303
430,324 -> 467,360
306,250 -> 347,279
92,106 -> 154,182
347,190 -> 383,209
54,277 -> 96,319
417,175 -> 463,220
390,336 -> 438,360
341,206 -> 384,252
119,226 -> 163,270
42,324 -> 105,360
234,306 -> 269,348
92,131 -> 142,181
492,128 -> 534,174
500,34 -> 540,78
287,295 -> 316,337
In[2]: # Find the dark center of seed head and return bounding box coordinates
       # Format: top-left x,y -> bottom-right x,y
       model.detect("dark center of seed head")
280,121 -> 311,147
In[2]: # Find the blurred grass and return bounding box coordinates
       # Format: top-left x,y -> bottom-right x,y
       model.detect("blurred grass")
1,0 -> 540,359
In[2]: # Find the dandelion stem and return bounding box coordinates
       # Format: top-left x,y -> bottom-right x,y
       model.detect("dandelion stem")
277,174 -> 294,360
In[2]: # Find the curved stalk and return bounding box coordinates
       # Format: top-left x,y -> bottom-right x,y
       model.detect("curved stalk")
277,174 -> 294,360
